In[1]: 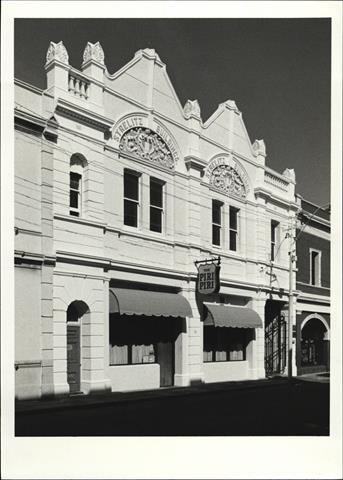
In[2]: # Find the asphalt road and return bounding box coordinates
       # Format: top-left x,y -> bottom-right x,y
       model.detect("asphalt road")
15,378 -> 329,436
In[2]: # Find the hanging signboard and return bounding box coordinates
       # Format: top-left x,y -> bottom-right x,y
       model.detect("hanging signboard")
195,257 -> 221,295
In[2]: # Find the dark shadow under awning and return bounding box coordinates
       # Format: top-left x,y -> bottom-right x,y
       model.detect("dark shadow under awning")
109,288 -> 193,318
204,304 -> 263,328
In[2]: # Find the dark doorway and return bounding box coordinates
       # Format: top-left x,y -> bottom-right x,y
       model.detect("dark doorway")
300,318 -> 329,373
265,301 -> 287,376
67,324 -> 81,393
156,340 -> 174,387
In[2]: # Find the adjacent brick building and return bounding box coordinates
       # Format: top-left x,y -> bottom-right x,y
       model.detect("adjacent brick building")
295,197 -> 330,375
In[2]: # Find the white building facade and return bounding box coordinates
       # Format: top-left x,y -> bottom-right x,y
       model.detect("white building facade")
15,41 -> 298,399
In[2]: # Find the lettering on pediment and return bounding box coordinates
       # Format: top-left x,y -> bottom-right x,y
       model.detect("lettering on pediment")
119,127 -> 175,170
205,156 -> 249,198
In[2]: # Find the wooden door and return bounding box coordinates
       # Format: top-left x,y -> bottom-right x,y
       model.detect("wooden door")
156,340 -> 174,387
67,325 -> 80,393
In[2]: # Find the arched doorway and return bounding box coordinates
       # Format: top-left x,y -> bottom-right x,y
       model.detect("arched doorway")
67,301 -> 89,394
300,316 -> 329,373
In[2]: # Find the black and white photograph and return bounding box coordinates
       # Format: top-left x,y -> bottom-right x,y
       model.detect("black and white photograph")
1,1 -> 342,479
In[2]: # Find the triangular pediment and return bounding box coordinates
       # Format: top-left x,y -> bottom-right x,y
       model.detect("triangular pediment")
203,101 -> 256,160
105,49 -> 184,120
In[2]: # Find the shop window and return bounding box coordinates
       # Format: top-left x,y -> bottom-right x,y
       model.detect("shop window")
69,153 -> 87,217
212,200 -> 222,246
271,220 -> 279,261
150,177 -> 164,233
124,169 -> 140,227
203,327 -> 246,362
109,315 -> 156,365
229,206 -> 239,251
310,249 -> 321,286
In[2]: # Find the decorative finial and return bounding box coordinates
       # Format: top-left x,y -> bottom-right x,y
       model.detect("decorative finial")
253,139 -> 266,157
46,41 -> 69,65
83,41 -> 105,65
183,100 -> 201,120
283,168 -> 295,181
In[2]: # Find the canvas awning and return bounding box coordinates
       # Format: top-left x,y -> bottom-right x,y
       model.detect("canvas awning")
109,288 -> 193,318
204,304 -> 263,328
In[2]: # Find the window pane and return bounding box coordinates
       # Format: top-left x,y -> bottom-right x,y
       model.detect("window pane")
271,242 -> 275,261
150,207 -> 162,232
271,222 -> 277,242
212,201 -> 221,225
213,224 -> 221,246
229,207 -> 238,230
70,190 -> 79,208
229,230 -> 237,251
70,172 -> 81,190
124,172 -> 139,200
150,180 -> 163,207
110,345 -> 128,365
70,210 -> 79,217
124,199 -> 138,227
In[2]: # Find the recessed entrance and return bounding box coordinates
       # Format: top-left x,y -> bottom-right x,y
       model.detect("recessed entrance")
66,300 -> 89,394
67,323 -> 80,393
264,300 -> 287,376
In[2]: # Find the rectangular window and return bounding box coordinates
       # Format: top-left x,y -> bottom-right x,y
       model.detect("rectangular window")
203,327 -> 246,362
150,178 -> 164,233
212,200 -> 222,246
69,172 -> 81,217
124,170 -> 140,227
271,220 -> 279,261
229,206 -> 239,251
310,250 -> 321,286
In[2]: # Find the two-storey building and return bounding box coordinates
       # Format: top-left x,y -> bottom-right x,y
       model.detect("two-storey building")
15,41 -> 298,399
295,197 -> 330,375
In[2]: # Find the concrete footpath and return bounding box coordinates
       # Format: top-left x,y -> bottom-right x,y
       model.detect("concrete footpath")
15,374 -> 327,415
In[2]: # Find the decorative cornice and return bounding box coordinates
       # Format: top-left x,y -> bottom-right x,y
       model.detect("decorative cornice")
254,187 -> 299,211
55,98 -> 113,132
14,250 -> 56,266
184,155 -> 207,172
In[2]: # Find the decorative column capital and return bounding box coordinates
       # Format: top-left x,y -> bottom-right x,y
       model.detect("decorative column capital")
82,41 -> 105,66
45,41 -> 69,66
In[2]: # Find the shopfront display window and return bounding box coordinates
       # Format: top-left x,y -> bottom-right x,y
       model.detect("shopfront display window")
203,326 -> 246,362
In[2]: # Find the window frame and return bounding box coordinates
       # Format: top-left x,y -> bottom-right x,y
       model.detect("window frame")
310,248 -> 322,286
229,206 -> 239,252
149,176 -> 165,234
212,199 -> 223,247
69,171 -> 82,217
123,169 -> 141,228
270,220 -> 280,262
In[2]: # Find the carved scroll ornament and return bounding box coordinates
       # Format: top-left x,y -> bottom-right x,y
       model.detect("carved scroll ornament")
210,165 -> 247,198
119,127 -> 175,170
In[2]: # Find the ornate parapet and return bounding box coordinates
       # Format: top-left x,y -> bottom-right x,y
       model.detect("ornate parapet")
45,41 -> 69,66
183,99 -> 201,120
283,168 -> 296,182
82,41 -> 105,66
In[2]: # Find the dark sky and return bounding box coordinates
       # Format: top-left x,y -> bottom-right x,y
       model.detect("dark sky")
15,18 -> 331,206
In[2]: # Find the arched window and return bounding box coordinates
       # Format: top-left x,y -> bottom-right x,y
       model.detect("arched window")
69,153 -> 87,217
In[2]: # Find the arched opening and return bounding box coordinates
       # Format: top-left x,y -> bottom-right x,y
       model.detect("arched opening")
67,300 -> 89,394
301,317 -> 329,371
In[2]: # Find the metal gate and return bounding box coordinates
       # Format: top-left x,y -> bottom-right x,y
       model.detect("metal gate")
265,313 -> 287,376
